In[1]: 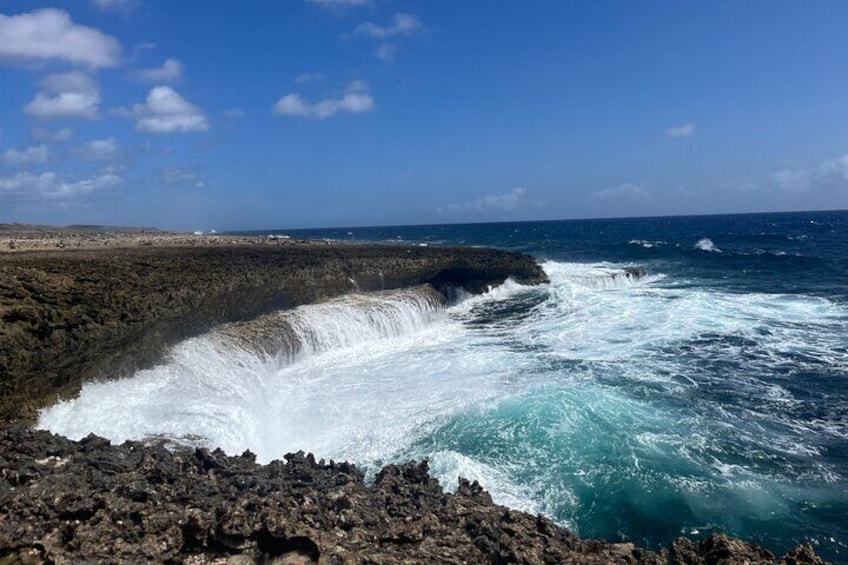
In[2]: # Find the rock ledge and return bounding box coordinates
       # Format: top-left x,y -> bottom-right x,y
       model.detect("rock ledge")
0,427 -> 829,564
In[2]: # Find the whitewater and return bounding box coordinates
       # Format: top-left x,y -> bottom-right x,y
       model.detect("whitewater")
39,210 -> 848,560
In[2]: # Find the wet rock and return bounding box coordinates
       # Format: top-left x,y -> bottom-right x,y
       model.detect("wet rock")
624,266 -> 647,278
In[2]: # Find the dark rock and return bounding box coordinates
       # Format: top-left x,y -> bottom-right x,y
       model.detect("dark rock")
0,428 -> 831,564
672,533 -> 776,564
624,266 -> 648,279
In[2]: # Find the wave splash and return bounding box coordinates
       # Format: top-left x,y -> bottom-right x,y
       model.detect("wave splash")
38,286 -> 451,458
694,237 -> 721,252
37,260 -> 848,558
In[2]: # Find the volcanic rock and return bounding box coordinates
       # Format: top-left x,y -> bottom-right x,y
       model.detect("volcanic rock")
0,427 -> 829,564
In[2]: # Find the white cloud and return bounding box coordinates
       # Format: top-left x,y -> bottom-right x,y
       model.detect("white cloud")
1,145 -> 49,166
76,138 -> 118,160
817,154 -> 848,181
132,86 -> 210,133
770,154 -> 848,193
24,71 -> 101,120
355,13 -> 422,38
224,108 -> 245,119
0,8 -> 121,68
308,0 -> 369,6
136,58 -> 183,83
31,127 -> 74,143
770,169 -> 812,193
375,43 -> 397,63
90,0 -> 139,12
0,170 -> 119,199
719,154 -> 848,195
159,167 -> 205,188
666,123 -> 696,138
591,182 -> 648,200
445,187 -> 529,213
274,95 -> 311,117
273,81 -> 375,119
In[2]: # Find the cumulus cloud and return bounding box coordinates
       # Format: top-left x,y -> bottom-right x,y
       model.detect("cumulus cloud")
31,127 -> 74,143
273,81 -> 375,119
666,123 -> 696,138
90,0 -> 139,12
375,43 -> 397,63
76,138 -> 118,160
444,187 -> 529,213
355,13 -> 422,38
0,8 -> 121,68
132,86 -> 210,133
158,167 -> 205,188
1,145 -> 49,166
24,71 -> 101,120
223,108 -> 244,119
591,182 -> 648,200
136,58 -> 183,83
0,170 -> 120,199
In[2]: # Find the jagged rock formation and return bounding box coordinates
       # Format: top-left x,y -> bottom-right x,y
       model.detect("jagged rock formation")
0,243 -> 546,424
0,427 -> 828,564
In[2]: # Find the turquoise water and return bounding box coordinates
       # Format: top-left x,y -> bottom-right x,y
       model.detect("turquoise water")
41,211 -> 848,560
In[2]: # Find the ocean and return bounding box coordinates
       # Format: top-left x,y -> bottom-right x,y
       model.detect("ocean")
39,210 -> 848,560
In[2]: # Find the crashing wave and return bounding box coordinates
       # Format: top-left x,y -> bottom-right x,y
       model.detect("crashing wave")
629,239 -> 666,248
694,238 -> 721,253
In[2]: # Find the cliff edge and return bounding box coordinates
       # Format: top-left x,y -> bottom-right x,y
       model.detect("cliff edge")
0,241 -> 546,424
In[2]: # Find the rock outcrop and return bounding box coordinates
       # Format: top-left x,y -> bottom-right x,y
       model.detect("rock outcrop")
0,427 -> 829,564
0,243 -> 546,424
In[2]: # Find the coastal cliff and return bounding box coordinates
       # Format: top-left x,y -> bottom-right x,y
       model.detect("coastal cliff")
0,241 -> 546,424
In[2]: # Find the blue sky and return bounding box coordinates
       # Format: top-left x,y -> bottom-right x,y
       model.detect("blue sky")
1,0 -> 847,230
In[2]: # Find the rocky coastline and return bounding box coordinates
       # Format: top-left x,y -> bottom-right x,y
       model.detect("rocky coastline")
1,426 -> 827,565
0,232 -> 545,424
0,230 -> 832,563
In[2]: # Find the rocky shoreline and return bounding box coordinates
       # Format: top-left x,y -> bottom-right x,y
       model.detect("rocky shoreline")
0,235 -> 545,424
0,231 -> 833,563
0,426 -> 827,564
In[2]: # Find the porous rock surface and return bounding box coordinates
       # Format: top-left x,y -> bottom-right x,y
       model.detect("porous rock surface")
0,243 -> 546,423
0,427 -> 828,564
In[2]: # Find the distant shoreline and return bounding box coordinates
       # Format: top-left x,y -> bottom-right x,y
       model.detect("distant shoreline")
0,224 -> 318,254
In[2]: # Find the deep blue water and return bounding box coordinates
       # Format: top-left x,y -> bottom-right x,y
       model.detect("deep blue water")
261,210 -> 848,301
251,211 -> 848,560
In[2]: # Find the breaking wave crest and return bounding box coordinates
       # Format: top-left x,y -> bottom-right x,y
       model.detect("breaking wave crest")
38,286 -> 450,458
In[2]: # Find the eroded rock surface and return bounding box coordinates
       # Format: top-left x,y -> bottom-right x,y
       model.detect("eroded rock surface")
0,427 -> 828,564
